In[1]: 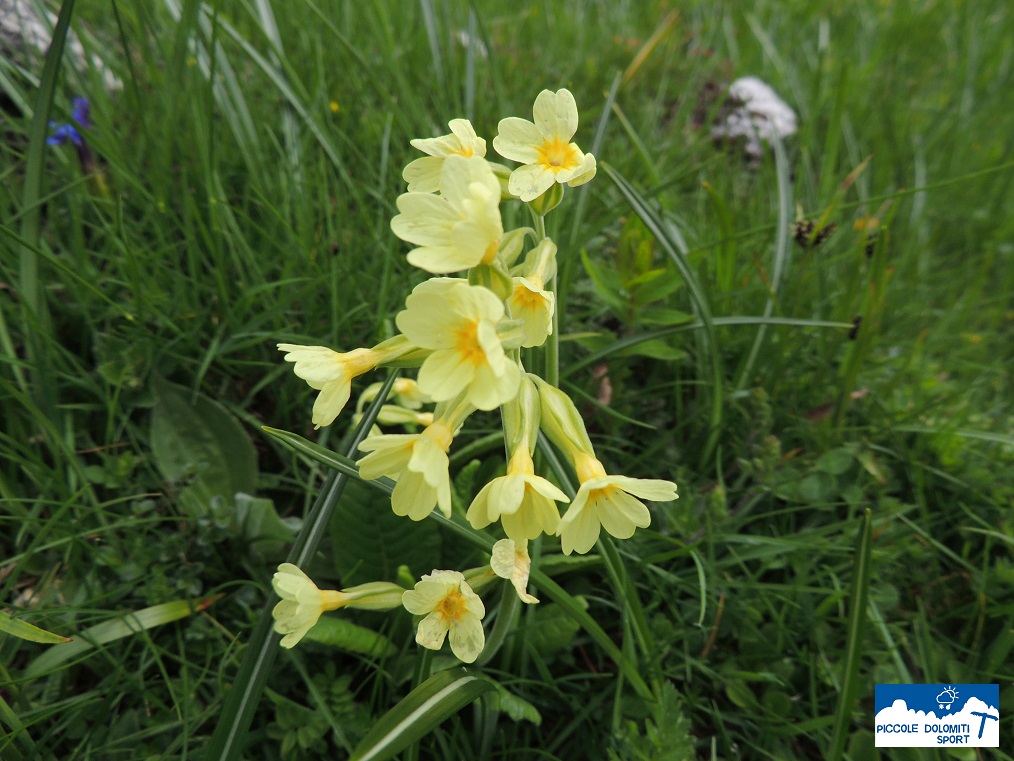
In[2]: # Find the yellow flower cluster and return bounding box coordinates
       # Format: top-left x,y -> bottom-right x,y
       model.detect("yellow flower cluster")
272,89 -> 676,663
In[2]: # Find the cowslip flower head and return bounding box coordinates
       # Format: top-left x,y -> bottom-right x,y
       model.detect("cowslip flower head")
508,238 -> 558,348
467,446 -> 567,541
402,570 -> 486,663
391,155 -> 503,274
396,279 -> 520,410
357,417 -> 455,520
271,563 -> 403,648
493,88 -> 597,202
403,119 -> 487,193
557,452 -> 678,555
491,539 -> 539,604
278,336 -> 417,428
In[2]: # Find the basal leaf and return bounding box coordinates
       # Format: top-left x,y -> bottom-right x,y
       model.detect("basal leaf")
619,338 -> 688,361
151,377 -> 258,518
302,616 -> 396,657
329,478 -> 441,586
234,493 -> 300,561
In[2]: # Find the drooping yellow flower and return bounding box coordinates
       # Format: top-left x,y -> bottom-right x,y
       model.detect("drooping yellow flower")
396,279 -> 520,410
557,452 -> 678,555
391,155 -> 503,274
508,238 -> 558,348
278,336 -> 417,428
493,88 -> 597,202
491,539 -> 539,604
467,446 -> 567,541
403,119 -> 487,193
402,570 -> 486,663
271,563 -> 404,648
356,417 -> 456,520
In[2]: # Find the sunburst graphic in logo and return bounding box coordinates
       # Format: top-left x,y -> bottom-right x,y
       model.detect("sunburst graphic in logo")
936,686 -> 959,711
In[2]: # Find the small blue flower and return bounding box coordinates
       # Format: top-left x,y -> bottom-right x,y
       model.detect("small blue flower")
47,96 -> 91,146
47,122 -> 84,147
71,96 -> 92,129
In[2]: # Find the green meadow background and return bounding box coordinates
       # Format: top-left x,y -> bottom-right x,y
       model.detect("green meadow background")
2,0 -> 1013,758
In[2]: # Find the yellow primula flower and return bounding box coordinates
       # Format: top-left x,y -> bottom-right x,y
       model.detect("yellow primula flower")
357,417 -> 456,520
402,570 -> 486,663
391,155 -> 503,274
467,446 -> 567,541
278,336 -> 417,428
491,539 -> 539,604
508,238 -> 558,348
271,563 -> 404,648
493,88 -> 597,202
403,119 -> 487,193
557,452 -> 678,555
396,279 -> 521,410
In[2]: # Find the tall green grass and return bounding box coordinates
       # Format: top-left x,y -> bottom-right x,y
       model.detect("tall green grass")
2,0 -> 1012,758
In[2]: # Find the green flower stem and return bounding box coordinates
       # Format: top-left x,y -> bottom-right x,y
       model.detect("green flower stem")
476,585 -> 519,667
207,372 -> 400,761
527,208 -> 558,388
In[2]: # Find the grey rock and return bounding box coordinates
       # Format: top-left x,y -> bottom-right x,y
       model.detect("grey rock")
1,0 -> 121,91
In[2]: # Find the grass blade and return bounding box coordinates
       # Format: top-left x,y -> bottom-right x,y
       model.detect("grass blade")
826,508 -> 873,761
206,372 -> 400,761
734,132 -> 793,390
563,316 -> 852,379
349,668 -> 493,761
23,595 -> 221,679
0,611 -> 72,644
18,0 -> 76,415
602,163 -> 724,470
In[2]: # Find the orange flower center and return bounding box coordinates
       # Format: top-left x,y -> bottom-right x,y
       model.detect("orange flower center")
536,137 -> 580,173
454,320 -> 487,366
437,589 -> 468,623
512,282 -> 545,311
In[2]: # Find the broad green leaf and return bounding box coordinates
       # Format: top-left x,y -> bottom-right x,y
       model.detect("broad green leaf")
579,249 -> 628,313
24,595 -> 222,678
302,616 -> 396,657
329,478 -> 441,586
631,267 -> 682,305
489,686 -> 542,725
234,493 -> 300,561
0,610 -> 71,644
349,668 -> 494,761
525,600 -> 585,656
619,338 -> 688,361
624,267 -> 666,288
151,377 -> 257,518
638,307 -> 694,326
816,448 -> 854,476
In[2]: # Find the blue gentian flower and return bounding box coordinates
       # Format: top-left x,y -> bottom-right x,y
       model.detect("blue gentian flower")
47,96 -> 92,146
